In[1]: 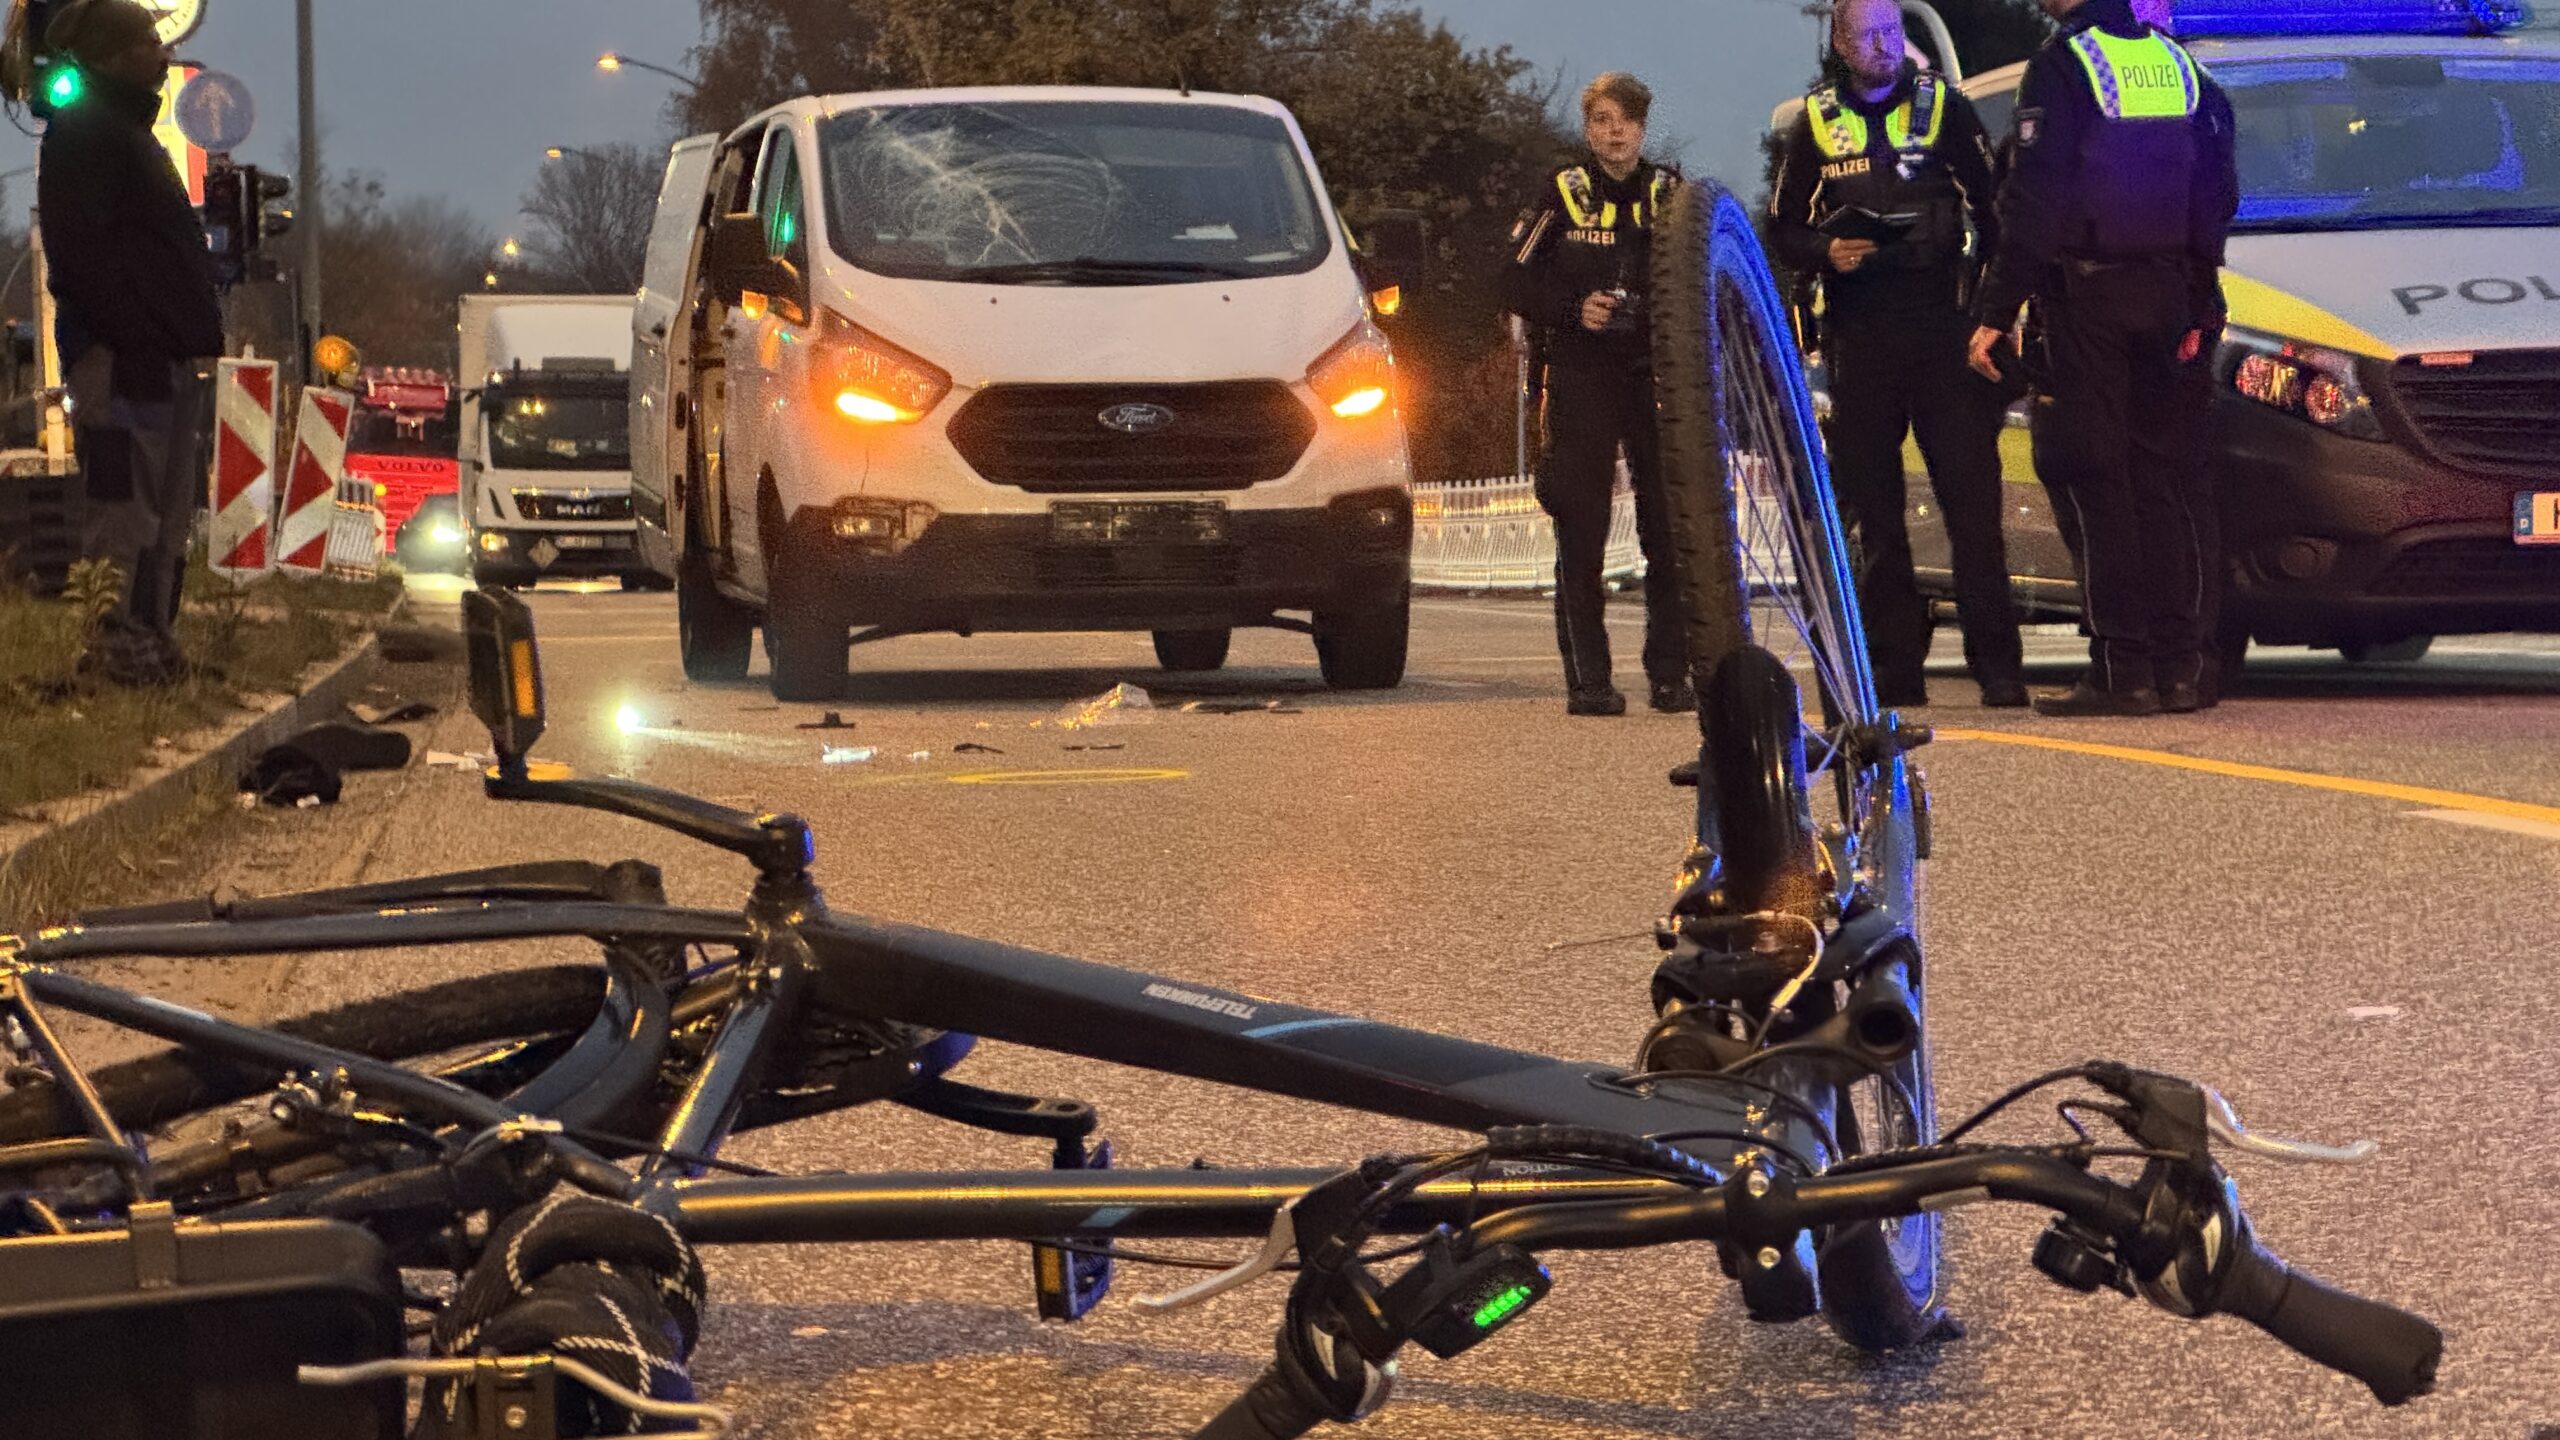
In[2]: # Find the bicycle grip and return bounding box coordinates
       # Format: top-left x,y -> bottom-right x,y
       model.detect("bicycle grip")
2217,1241 -> 2441,1405
1193,1367 -> 1328,1440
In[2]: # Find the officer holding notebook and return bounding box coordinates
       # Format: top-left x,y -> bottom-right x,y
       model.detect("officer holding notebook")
1769,0 -> 2025,709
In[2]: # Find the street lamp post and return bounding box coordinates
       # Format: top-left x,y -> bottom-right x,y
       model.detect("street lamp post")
543,145 -> 588,162
596,52 -> 702,93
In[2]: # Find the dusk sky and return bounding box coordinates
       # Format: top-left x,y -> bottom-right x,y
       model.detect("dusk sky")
1,0 -> 1831,237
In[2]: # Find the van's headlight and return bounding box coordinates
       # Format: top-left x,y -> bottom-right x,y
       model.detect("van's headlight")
2223,328 -> 2384,442
1308,321 -> 1396,420
813,309 -> 951,424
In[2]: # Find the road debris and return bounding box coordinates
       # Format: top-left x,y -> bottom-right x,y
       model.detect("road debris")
2345,1005 -> 2403,1022
423,751 -> 492,771
1063,742 -> 1126,752
1180,698 -> 1300,715
242,722 -> 414,807
346,699 -> 437,726
798,711 -> 857,730
1058,682 -> 1155,729
907,750 -> 933,762
954,742 -> 1005,755
820,745 -> 878,765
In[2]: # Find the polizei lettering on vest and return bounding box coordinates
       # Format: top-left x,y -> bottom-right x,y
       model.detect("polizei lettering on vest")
1141,982 -> 1261,1021
2123,63 -> 2183,89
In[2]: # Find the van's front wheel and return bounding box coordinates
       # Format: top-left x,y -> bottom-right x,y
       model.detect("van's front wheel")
1314,599 -> 1408,690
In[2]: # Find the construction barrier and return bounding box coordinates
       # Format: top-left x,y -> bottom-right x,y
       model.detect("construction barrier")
208,358 -> 279,581
275,385 -> 353,575
323,470 -> 384,579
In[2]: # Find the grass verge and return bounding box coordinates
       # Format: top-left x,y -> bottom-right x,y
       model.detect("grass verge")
0,558 -> 405,818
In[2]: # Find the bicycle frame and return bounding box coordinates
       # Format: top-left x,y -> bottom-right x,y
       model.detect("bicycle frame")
4,873 -> 1841,1245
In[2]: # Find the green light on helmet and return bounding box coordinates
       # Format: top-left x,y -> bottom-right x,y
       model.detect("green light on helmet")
46,67 -> 83,107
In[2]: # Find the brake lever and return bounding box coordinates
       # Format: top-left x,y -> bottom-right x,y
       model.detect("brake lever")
2201,1085 -> 2377,1165
1134,1203 -> 1296,1312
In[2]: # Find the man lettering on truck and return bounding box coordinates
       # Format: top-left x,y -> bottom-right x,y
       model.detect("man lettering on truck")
34,0 -> 225,686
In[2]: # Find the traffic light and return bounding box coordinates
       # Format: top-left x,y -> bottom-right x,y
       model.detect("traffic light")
17,0 -> 83,120
199,161 -> 246,288
250,169 -> 292,244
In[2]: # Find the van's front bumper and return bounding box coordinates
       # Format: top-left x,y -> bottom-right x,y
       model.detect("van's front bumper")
2219,395 -> 2560,646
776,488 -> 1412,631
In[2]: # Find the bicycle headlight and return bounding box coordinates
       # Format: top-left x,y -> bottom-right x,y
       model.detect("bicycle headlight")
2222,328 -> 2385,442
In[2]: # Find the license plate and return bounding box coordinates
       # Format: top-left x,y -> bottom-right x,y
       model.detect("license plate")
555,534 -> 609,549
1050,500 -> 1228,545
2517,491 -> 2560,545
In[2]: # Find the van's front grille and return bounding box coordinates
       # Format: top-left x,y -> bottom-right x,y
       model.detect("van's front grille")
2389,349 -> 2560,476
947,382 -> 1316,493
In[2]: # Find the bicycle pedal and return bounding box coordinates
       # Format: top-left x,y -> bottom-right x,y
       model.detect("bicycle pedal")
1032,1138 -> 1113,1322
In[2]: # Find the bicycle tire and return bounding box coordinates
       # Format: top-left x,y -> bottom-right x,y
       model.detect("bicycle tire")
1649,180 -> 1942,1351
0,965 -> 607,1147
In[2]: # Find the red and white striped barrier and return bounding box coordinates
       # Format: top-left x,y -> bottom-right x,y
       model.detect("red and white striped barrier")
207,358 -> 280,581
276,385 -> 354,575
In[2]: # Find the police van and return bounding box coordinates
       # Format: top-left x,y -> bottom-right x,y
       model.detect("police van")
1906,0 -> 2560,670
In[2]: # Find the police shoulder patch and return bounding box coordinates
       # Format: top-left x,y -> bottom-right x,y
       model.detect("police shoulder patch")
2015,107 -> 2043,147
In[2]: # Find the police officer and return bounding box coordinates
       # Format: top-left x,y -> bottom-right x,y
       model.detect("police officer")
1969,0 -> 2239,716
1771,0 -> 2024,710
1506,72 -> 1689,717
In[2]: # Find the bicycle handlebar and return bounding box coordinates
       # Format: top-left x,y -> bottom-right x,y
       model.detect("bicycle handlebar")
2216,1239 -> 2441,1406
1197,1146 -> 2438,1438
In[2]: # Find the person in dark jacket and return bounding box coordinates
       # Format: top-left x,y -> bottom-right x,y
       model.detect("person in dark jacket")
1769,0 -> 2024,710
1503,72 -> 1689,717
1968,0 -> 2239,716
38,0 -> 225,686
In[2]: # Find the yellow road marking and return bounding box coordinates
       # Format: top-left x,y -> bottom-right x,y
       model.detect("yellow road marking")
946,768 -> 1187,787
1934,727 -> 2560,826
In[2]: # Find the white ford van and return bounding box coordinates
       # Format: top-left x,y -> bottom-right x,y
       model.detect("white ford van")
629,87 -> 1422,701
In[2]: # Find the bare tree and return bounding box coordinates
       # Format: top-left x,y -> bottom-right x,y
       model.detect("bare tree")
321,173 -> 498,370
517,142 -> 660,295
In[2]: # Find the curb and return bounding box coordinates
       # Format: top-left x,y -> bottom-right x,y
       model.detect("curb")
0,632 -> 385,896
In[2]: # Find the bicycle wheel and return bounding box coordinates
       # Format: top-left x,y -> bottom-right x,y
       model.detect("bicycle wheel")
1650,180 -> 1941,1350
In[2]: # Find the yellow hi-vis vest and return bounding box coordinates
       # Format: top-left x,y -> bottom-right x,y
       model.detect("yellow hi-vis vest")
1806,73 -> 1946,161
1556,166 -> 1677,230
2066,28 -> 2200,120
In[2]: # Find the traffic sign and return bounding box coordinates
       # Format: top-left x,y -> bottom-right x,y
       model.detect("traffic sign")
145,0 -> 207,47
175,70 -> 254,154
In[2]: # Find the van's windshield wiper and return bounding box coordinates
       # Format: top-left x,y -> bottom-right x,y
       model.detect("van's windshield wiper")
953,257 -> 1255,285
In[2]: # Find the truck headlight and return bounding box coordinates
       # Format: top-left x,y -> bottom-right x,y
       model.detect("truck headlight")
2222,328 -> 2385,442
477,531 -> 508,553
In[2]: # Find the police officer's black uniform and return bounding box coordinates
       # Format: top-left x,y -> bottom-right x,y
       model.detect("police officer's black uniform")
1976,0 -> 2239,716
1771,60 -> 2024,708
1506,159 -> 1688,715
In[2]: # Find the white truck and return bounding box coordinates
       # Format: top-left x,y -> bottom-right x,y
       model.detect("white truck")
628,87 -> 1425,700
458,293 -> 649,590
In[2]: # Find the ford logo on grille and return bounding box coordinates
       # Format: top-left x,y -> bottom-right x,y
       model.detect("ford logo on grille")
1097,402 -> 1177,435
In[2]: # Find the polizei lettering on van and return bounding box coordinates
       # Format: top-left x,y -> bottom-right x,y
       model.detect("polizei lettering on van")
2391,275 -> 2560,315
1141,982 -> 1261,1022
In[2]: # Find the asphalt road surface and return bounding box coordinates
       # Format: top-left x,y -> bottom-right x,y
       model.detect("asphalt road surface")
53,584 -> 2560,1439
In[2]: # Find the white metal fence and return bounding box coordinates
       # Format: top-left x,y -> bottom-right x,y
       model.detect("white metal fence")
1409,459 -> 1797,594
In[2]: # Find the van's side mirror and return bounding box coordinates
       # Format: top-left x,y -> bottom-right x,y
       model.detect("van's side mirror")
1358,210 -> 1429,316
464,588 -> 546,779
705,213 -> 781,308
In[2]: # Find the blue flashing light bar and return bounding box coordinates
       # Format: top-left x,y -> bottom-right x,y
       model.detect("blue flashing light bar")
2171,0 -> 2533,37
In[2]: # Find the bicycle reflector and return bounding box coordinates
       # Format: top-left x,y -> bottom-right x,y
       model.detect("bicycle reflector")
463,588 -> 547,768
1386,1242 -> 1554,1360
